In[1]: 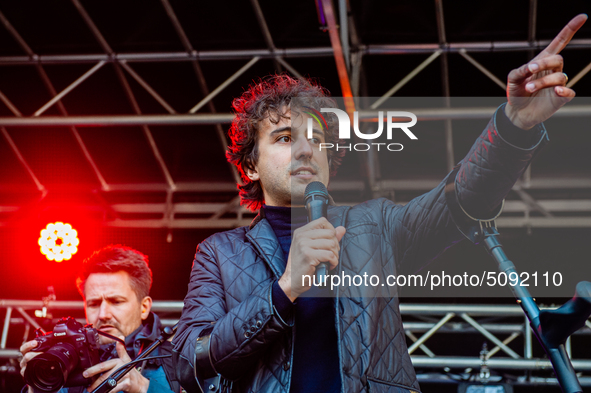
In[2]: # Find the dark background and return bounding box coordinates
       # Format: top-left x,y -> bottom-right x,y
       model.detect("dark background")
1,1 -> 591,392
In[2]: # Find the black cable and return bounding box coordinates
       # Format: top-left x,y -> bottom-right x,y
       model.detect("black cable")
90,324 -> 177,393
90,355 -> 172,393
96,330 -> 125,346
111,354 -> 171,376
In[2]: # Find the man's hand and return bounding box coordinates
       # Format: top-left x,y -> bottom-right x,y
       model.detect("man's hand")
19,339 -> 42,393
85,342 -> 150,393
278,217 -> 346,302
505,14 -> 588,130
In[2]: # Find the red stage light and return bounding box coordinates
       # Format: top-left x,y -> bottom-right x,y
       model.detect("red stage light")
38,222 -> 79,262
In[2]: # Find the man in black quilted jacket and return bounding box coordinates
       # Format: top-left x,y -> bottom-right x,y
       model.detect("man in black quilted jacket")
173,15 -> 587,393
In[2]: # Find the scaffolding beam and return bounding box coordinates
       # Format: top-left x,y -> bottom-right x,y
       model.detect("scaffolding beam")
0,39 -> 589,65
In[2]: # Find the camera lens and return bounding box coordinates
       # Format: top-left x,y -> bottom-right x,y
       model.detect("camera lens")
34,360 -> 63,386
25,342 -> 79,392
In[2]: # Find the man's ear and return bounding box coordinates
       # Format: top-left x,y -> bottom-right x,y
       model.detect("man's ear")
140,296 -> 152,320
246,165 -> 260,181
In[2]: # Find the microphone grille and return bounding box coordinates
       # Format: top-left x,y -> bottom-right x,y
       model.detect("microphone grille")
304,181 -> 328,198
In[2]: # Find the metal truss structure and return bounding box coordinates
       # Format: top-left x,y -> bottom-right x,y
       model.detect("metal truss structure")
0,0 -> 591,386
2,300 -> 591,387
0,1 -> 591,230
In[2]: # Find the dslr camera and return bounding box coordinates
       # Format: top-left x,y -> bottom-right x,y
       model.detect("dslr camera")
24,316 -> 101,392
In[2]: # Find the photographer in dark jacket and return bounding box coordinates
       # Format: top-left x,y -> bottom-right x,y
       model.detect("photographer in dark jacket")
172,15 -> 587,393
19,245 -> 178,393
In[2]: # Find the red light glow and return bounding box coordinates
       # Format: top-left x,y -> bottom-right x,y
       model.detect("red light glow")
38,222 -> 79,262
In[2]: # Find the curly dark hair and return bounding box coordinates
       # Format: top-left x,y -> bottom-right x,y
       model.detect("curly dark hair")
76,245 -> 153,301
226,74 -> 345,211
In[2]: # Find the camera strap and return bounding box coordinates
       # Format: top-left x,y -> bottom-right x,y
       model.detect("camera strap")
96,330 -> 126,346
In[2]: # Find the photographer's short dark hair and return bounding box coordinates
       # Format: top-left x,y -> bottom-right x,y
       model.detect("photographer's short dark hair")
76,245 -> 153,301
226,74 -> 345,211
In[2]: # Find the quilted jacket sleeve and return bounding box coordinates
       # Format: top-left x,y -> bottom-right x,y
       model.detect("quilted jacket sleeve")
388,104 -> 548,274
172,236 -> 293,387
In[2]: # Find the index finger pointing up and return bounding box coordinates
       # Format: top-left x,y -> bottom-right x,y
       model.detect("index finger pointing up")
543,14 -> 588,55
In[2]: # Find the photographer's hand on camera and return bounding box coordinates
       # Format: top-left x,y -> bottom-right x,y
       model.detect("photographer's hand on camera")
83,341 -> 149,393
19,340 -> 42,393
278,217 -> 346,302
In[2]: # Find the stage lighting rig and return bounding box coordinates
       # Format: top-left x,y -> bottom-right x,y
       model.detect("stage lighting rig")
38,222 -> 79,262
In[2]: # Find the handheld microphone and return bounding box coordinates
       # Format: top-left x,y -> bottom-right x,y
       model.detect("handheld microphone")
304,181 -> 330,285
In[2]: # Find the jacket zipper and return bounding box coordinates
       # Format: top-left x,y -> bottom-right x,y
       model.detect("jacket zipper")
335,207 -> 350,393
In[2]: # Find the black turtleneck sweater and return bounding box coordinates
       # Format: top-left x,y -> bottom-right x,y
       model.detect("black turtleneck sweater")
263,205 -> 341,393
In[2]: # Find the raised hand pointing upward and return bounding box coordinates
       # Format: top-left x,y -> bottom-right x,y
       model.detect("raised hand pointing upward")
505,14 -> 588,130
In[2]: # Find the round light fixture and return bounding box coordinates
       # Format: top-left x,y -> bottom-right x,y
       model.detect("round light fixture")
38,222 -> 79,262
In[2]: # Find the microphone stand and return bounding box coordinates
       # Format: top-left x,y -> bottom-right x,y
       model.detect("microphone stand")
90,324 -> 177,393
444,168 -> 591,393
482,226 -> 589,393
